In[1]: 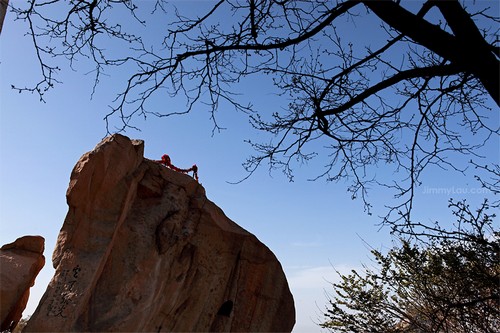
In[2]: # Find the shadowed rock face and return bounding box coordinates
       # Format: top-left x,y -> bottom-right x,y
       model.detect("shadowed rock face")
25,134 -> 295,332
0,235 -> 45,331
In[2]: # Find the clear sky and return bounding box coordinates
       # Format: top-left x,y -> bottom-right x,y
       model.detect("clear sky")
1,2 -> 498,332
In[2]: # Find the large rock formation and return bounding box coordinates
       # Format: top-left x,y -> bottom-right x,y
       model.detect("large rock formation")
25,134 -> 295,332
0,235 -> 45,331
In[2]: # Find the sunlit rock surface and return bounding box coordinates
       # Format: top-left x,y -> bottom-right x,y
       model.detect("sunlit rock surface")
25,134 -> 295,332
0,235 -> 45,331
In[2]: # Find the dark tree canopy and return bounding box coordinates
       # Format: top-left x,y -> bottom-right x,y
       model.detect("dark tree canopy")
322,199 -> 499,332
8,0 -> 500,227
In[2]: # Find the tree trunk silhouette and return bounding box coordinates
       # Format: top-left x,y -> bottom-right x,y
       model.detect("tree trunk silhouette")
0,0 -> 8,35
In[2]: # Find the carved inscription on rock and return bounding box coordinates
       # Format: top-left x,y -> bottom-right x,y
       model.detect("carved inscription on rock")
46,265 -> 81,318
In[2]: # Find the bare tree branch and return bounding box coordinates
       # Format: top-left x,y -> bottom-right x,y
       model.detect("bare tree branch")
8,0 -> 499,228
364,0 -> 499,104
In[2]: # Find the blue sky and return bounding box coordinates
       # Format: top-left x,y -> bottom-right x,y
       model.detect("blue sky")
1,2 -> 498,332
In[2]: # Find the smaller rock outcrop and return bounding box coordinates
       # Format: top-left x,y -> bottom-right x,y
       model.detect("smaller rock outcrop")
0,235 -> 45,331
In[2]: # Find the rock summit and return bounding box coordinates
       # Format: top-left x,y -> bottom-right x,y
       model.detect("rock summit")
25,134 -> 295,332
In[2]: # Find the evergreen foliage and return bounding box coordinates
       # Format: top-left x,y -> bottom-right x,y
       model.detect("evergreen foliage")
323,200 -> 499,332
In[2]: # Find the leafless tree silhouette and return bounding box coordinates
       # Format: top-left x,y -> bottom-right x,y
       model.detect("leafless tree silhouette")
9,0 -> 499,228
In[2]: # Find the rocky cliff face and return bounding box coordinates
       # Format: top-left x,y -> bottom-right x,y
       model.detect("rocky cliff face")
25,134 -> 295,332
0,235 -> 45,331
